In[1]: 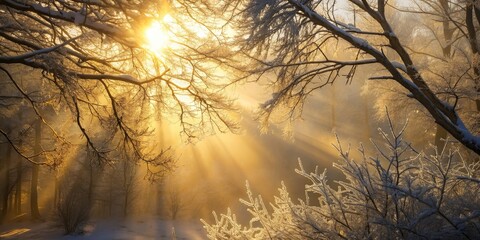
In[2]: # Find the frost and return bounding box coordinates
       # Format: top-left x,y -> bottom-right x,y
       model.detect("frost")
117,74 -> 138,82
73,12 -> 85,25
346,23 -> 361,32
24,1 -> 121,36
406,64 -> 418,73
204,123 -> 480,239
260,92 -> 280,109
391,61 -> 407,73
336,21 -> 361,32
386,31 -> 396,38
456,117 -> 480,148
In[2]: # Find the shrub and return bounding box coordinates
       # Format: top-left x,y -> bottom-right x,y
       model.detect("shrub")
56,183 -> 90,235
202,123 -> 480,239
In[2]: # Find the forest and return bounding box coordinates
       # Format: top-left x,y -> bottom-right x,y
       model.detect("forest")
0,0 -> 479,239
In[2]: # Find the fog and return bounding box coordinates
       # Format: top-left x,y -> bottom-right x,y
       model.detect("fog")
2,1 -> 477,238
0,62 -> 437,228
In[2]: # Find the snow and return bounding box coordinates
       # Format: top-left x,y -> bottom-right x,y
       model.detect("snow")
289,0 -> 374,52
74,12 -> 86,25
391,61 -> 407,73
350,0 -> 366,9
260,92 -> 280,109
456,117 -> 480,148
5,0 -> 121,36
117,74 -> 139,83
0,41 -> 73,63
0,217 -> 206,240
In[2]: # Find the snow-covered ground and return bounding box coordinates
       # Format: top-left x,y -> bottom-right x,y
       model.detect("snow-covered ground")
0,217 -> 206,239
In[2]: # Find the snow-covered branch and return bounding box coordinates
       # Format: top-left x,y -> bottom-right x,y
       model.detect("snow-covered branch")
0,37 -> 79,63
229,0 -> 480,155
2,0 -> 136,47
204,122 -> 480,239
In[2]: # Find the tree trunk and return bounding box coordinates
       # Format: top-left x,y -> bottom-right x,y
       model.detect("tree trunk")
108,174 -> 113,217
363,94 -> 372,142
14,111 -> 23,216
6,146 -> 12,216
15,149 -> 22,215
434,126 -> 448,153
88,161 -> 94,206
432,0 -> 453,154
123,193 -> 128,217
123,160 -> 129,217
331,84 -> 336,130
8,189 -> 13,216
53,170 -> 59,209
1,145 -> 12,223
30,119 -> 41,220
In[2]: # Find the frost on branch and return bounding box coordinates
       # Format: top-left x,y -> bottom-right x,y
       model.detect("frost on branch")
203,122 -> 480,239
0,1 -> 238,172
220,0 -> 480,154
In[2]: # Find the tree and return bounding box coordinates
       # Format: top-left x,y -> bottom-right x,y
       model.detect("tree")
0,0 -> 237,175
120,154 -> 138,217
370,0 -> 480,152
30,118 -> 41,219
423,0 -> 455,152
0,143 -> 13,223
220,0 -> 480,155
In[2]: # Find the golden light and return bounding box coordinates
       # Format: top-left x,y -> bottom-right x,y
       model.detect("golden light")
0,229 -> 31,238
144,17 -> 171,53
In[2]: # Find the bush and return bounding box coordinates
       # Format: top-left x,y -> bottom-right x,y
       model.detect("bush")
202,123 -> 480,239
56,184 -> 90,235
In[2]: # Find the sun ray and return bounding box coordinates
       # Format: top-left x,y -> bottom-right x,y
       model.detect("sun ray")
144,20 -> 170,54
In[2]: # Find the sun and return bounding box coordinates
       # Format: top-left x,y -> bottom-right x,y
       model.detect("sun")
144,16 -> 172,53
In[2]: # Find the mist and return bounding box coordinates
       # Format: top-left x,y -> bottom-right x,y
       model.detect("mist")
1,0 -> 479,239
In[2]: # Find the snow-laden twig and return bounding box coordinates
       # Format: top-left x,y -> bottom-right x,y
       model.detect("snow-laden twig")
203,121 -> 480,239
